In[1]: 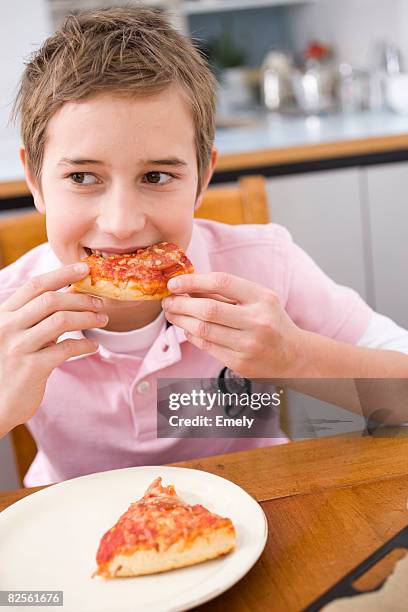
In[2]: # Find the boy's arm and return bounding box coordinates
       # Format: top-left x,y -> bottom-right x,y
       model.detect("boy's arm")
275,239 -> 408,420
162,273 -> 408,424
298,329 -> 408,378
286,332 -> 408,425
290,312 -> 408,423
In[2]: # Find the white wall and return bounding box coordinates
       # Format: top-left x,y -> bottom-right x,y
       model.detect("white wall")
287,0 -> 408,69
0,0 -> 52,171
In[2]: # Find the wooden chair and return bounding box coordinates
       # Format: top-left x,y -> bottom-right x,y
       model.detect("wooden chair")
1,176 -> 288,486
195,175 -> 269,225
0,212 -> 47,484
0,211 -> 47,268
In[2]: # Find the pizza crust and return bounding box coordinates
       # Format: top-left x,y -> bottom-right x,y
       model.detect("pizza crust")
72,276 -> 171,301
96,527 -> 235,578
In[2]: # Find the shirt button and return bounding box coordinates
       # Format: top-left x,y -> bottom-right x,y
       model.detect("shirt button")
137,380 -> 150,394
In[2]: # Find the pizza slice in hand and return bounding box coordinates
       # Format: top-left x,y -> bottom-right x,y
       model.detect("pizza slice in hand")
93,477 -> 236,578
73,242 -> 194,301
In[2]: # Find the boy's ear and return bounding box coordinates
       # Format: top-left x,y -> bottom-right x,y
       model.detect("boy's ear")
195,147 -> 218,210
19,146 -> 46,214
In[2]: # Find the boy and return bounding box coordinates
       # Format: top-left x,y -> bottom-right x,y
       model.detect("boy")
1,7 -> 408,486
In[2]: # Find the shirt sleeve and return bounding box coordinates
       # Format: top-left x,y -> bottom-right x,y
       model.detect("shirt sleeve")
284,239 -> 373,344
356,312 -> 408,355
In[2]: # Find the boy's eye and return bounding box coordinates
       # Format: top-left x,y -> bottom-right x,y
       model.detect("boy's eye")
70,172 -> 98,185
143,171 -> 173,185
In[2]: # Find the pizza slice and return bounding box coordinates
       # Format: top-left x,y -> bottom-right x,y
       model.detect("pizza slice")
93,477 -> 236,578
73,242 -> 194,301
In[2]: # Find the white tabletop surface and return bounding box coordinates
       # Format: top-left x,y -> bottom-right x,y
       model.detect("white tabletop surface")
2,110 -> 408,185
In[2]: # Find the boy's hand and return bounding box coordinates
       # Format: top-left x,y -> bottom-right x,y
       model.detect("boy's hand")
162,272 -> 306,379
0,263 -> 108,436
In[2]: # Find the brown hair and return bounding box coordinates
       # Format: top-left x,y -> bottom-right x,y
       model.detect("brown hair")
12,6 -> 217,190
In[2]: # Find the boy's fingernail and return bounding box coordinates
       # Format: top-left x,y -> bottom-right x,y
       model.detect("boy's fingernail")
74,263 -> 89,273
97,313 -> 109,323
168,278 -> 179,290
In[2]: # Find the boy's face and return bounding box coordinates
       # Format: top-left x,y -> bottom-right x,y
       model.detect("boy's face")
21,87 -> 216,328
24,85 -> 215,266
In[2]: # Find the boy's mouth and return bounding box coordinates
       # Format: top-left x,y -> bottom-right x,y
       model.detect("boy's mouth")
83,246 -> 149,259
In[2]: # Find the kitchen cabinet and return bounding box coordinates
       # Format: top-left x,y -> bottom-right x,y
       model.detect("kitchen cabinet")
50,0 -> 313,19
49,0 -> 313,32
364,161 -> 408,329
265,169 -> 370,439
264,163 -> 408,437
266,168 -> 368,301
184,0 -> 314,15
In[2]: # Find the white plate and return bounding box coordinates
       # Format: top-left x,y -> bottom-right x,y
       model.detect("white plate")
0,466 -> 267,612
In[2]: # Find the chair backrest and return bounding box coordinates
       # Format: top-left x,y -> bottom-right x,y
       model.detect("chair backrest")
2,175 -> 270,485
0,211 -> 47,269
195,175 -> 269,225
0,212 -> 47,484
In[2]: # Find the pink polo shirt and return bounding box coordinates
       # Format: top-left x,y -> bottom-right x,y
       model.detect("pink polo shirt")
0,220 -> 372,486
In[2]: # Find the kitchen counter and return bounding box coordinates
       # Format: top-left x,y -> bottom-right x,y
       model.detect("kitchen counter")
2,110 -> 408,199
215,110 -> 408,173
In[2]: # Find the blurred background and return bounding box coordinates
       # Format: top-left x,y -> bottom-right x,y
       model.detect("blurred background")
2,0 -> 408,489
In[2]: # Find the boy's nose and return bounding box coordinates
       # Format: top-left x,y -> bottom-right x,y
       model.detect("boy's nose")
96,193 -> 147,239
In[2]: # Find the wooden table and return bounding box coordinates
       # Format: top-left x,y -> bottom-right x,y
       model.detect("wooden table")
1,435 -> 408,611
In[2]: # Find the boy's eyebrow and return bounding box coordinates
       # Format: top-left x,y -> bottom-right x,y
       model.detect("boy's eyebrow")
144,158 -> 188,168
57,157 -> 188,167
58,157 -> 105,166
